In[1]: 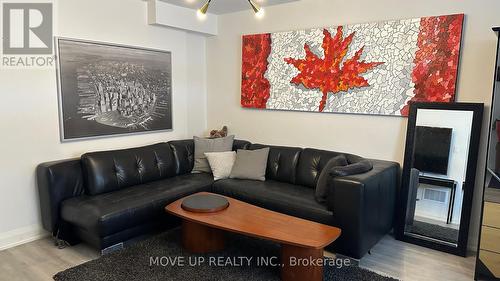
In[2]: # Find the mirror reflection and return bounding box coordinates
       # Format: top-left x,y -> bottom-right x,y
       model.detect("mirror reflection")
404,109 -> 474,246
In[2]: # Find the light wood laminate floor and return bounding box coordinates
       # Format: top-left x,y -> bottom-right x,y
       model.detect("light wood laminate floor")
0,234 -> 475,281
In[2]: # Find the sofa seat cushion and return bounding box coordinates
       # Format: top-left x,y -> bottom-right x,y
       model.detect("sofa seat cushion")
212,179 -> 334,225
61,173 -> 213,237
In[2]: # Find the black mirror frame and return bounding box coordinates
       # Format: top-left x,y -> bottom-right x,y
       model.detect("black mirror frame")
395,102 -> 484,256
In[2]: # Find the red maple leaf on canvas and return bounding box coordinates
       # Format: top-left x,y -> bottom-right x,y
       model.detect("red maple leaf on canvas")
285,27 -> 384,112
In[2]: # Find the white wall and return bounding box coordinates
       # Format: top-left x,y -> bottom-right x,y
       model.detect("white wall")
186,34 -> 208,136
206,0 -> 500,250
0,0 -> 207,249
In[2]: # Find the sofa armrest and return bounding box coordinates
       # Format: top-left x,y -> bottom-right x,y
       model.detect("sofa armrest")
326,159 -> 400,258
37,158 -> 85,235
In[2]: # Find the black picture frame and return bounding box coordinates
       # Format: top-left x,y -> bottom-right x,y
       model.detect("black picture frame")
395,102 -> 484,256
55,37 -> 173,142
474,27 -> 499,280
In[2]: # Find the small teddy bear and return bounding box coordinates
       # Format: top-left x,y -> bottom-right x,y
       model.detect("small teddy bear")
209,126 -> 228,138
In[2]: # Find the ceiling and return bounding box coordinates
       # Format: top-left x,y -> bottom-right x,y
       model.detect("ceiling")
158,0 -> 300,15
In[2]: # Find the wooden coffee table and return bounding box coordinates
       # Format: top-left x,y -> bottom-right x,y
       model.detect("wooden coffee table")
165,192 -> 341,281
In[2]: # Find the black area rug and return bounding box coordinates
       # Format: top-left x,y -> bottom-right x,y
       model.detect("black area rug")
54,228 -> 399,281
406,220 -> 459,244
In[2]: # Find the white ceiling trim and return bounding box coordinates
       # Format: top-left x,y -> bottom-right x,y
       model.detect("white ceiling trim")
158,0 -> 300,15
147,0 -> 218,36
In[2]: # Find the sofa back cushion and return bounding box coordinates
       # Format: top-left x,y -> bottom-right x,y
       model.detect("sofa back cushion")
81,143 -> 176,195
249,144 -> 301,184
168,139 -> 195,175
169,139 -> 252,175
233,139 -> 251,150
296,148 -> 345,188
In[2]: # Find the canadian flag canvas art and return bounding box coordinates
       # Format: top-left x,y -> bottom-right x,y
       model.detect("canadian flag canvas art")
241,14 -> 464,116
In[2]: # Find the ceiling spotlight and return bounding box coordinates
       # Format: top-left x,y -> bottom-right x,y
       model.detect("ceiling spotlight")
196,0 -> 265,19
255,7 -> 265,18
198,0 -> 211,15
196,9 -> 207,20
248,0 -> 264,18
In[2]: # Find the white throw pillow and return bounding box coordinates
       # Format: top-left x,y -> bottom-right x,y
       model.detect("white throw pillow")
204,151 -> 236,180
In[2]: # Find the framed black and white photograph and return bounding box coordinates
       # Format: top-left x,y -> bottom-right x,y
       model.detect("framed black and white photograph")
56,38 -> 172,141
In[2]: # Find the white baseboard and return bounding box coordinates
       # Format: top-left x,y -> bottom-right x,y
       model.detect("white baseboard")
0,225 -> 49,251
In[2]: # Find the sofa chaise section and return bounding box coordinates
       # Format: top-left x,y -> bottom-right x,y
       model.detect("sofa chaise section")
61,173 -> 214,249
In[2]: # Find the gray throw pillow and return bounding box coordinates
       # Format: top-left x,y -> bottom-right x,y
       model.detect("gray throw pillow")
229,148 -> 270,181
315,155 -> 348,203
192,135 -> 234,173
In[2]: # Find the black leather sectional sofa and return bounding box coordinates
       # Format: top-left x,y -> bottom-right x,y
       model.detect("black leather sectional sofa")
37,139 -> 399,259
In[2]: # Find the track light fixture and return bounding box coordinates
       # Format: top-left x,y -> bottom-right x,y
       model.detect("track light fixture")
196,0 -> 265,18
196,0 -> 211,19
198,0 -> 211,15
247,0 -> 265,18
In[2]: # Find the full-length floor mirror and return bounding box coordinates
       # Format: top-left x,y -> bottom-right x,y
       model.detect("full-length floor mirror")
396,102 -> 483,256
